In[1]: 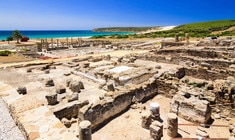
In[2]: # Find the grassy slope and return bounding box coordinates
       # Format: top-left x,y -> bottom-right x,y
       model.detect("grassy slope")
92,20 -> 235,39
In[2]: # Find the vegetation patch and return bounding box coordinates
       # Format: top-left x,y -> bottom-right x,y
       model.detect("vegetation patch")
93,20 -> 235,39
0,50 -> 12,56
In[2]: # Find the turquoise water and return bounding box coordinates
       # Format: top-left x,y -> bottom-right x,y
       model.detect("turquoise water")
0,30 -> 132,40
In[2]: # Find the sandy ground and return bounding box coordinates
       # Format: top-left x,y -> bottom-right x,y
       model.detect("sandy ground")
93,94 -> 231,140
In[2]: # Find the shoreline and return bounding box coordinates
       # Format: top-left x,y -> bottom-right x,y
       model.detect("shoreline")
0,30 -> 132,41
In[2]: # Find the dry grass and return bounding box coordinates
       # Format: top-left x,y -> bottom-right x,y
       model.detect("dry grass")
0,54 -> 34,64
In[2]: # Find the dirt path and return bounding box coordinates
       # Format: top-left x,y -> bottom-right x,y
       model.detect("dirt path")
0,98 -> 25,140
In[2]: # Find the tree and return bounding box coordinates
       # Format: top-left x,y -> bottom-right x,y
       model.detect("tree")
6,36 -> 13,44
12,30 -> 22,44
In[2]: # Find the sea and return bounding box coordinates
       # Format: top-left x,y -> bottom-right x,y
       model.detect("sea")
0,30 -> 132,40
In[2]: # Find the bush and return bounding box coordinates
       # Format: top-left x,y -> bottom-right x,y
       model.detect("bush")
0,50 -> 12,56
21,36 -> 29,42
6,36 -> 13,41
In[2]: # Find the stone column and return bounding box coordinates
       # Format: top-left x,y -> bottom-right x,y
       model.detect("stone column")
167,113 -> 178,138
45,39 -> 49,51
51,38 -> 53,48
71,37 -> 73,45
79,120 -> 92,140
57,39 -> 59,47
175,33 -> 179,42
150,102 -> 160,121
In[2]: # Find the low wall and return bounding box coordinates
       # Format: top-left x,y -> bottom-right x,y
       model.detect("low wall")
78,78 -> 158,130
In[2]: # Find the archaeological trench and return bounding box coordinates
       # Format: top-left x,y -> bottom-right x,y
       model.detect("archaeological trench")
0,37 -> 235,139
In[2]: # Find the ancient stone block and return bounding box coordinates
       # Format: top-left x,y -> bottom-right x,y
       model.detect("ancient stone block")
79,120 -> 92,140
167,113 -> 178,138
64,72 -> 71,76
68,92 -> 79,102
45,79 -> 54,87
170,93 -> 212,124
107,82 -> 115,91
83,62 -> 90,68
79,81 -> 85,89
17,86 -> 27,95
45,94 -> 58,105
150,121 -> 163,140
56,85 -> 66,94
141,111 -> 152,129
66,78 -> 72,87
69,80 -> 81,93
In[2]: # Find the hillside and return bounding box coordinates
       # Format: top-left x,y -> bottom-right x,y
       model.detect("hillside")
92,27 -> 159,32
92,20 -> 235,39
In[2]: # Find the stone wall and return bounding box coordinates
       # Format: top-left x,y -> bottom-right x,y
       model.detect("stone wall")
78,78 -> 158,130
170,93 -> 212,123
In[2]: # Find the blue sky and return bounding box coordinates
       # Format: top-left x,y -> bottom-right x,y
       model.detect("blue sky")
1,0 -> 235,30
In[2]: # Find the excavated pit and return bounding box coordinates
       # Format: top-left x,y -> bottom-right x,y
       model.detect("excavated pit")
0,37 -> 235,139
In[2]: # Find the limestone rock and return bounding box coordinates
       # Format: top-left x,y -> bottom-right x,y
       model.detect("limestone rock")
17,86 -> 27,95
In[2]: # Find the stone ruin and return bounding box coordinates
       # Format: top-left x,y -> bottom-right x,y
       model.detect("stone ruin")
0,36 -> 235,139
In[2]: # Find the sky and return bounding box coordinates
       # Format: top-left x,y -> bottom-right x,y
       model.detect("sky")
0,0 -> 235,30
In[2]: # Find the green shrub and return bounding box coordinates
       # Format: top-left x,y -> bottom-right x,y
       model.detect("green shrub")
0,50 -> 12,56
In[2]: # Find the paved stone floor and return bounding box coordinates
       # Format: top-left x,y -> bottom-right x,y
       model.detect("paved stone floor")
0,98 -> 25,140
